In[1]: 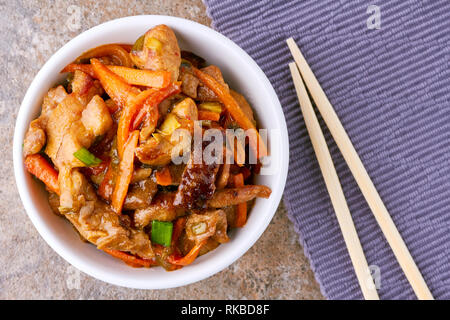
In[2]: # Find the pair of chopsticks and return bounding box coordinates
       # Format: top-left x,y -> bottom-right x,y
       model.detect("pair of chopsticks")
286,38 -> 433,300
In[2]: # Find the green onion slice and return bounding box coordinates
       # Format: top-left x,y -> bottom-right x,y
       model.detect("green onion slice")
158,113 -> 181,136
192,222 -> 207,235
180,59 -> 192,69
200,120 -> 212,127
73,147 -> 102,166
151,220 -> 173,247
198,102 -> 223,113
132,34 -> 145,52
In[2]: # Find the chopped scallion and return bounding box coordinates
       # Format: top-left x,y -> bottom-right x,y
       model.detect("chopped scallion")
132,34 -> 145,52
145,37 -> 163,52
152,132 -> 164,142
159,114 -> 181,136
192,222 -> 207,235
198,102 -> 222,113
151,220 -> 173,247
200,120 -> 212,127
73,147 -> 102,166
180,59 -> 192,69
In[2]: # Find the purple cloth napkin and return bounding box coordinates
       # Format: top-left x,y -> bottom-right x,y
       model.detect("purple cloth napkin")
204,0 -> 450,299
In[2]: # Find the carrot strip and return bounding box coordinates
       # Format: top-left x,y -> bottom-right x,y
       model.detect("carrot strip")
75,44 -> 133,67
155,166 -> 172,186
233,173 -> 244,187
117,88 -> 157,158
108,66 -> 171,88
172,217 -> 186,247
61,64 -> 96,77
62,64 -> 171,89
233,173 -> 247,227
104,99 -> 119,113
198,110 -> 220,122
103,248 -> 156,267
226,133 -> 245,167
193,68 -> 267,159
111,130 -> 139,214
167,240 -> 207,266
235,136 -> 246,167
137,101 -> 159,138
131,82 -> 181,130
24,154 -> 60,195
90,58 -> 138,110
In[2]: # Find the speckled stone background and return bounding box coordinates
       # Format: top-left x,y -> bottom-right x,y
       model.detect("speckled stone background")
0,0 -> 323,299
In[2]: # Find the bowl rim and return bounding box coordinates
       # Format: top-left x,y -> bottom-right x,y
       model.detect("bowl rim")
13,15 -> 289,289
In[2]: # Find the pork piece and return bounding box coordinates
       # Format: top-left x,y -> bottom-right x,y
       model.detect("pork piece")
181,50 -> 206,68
45,93 -> 86,166
207,185 -> 272,208
81,95 -> 113,136
23,85 -> 68,157
136,98 -> 198,166
167,163 -> 185,185
197,65 -> 229,102
157,96 -> 173,120
198,238 -> 220,256
48,192 -> 62,216
123,178 -> 158,210
171,97 -> 198,121
216,163 -> 230,189
41,85 -> 70,124
130,167 -> 153,184
173,147 -> 220,209
134,192 -> 185,228
180,70 -> 199,99
222,205 -> 236,228
50,96 -> 110,169
173,115 -> 221,209
23,119 -> 47,157
59,169 -> 154,259
185,210 -> 229,244
211,210 -> 229,243
139,119 -> 158,143
45,71 -> 109,168
135,135 -> 174,166
131,25 -> 181,82
177,218 -> 224,256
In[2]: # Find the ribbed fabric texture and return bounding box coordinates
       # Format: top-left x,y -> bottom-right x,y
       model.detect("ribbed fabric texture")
204,0 -> 450,299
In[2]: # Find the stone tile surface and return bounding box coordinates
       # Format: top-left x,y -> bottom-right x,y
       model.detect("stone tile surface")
0,0 -> 323,299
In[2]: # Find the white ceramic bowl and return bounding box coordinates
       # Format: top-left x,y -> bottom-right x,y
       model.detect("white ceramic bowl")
13,15 -> 289,289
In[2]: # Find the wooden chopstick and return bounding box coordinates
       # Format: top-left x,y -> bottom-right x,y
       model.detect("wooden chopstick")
287,38 -> 433,300
289,63 -> 379,300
